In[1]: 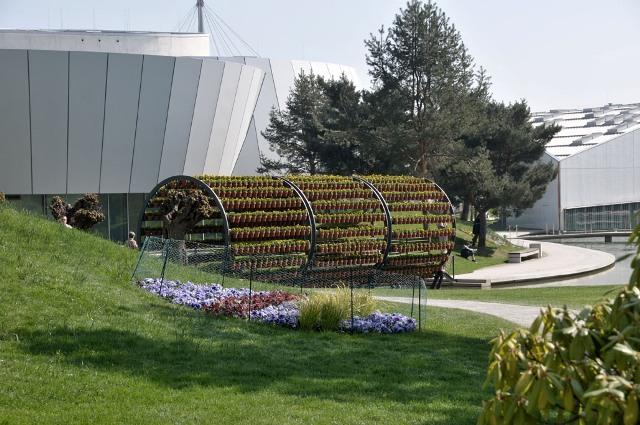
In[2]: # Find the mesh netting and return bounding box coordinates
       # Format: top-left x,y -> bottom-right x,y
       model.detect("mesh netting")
132,236 -> 442,288
132,237 -> 435,329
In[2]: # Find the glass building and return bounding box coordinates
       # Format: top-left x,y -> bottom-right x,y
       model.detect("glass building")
508,103 -> 640,232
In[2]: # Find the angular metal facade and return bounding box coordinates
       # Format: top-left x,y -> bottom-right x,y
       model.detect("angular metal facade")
0,49 -> 265,195
224,57 -> 362,176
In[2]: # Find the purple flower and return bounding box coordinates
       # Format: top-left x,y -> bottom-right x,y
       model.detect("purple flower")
341,311 -> 417,334
139,278 -> 263,309
250,302 -> 300,328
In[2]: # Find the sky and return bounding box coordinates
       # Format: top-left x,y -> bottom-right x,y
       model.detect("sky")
1,0 -> 639,112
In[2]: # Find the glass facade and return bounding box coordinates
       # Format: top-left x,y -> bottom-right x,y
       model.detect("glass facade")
564,202 -> 640,232
6,193 -> 147,242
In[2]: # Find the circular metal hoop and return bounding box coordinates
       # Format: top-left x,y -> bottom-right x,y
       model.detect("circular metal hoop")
137,175 -> 231,247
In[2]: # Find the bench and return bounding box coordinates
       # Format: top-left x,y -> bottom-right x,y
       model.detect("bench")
508,246 -> 541,263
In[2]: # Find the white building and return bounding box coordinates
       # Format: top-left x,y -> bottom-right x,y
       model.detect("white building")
0,29 -> 361,240
508,103 -> 640,232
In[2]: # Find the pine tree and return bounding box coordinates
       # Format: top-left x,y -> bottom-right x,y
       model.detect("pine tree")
440,100 -> 559,247
364,0 -> 479,176
259,72 -> 329,175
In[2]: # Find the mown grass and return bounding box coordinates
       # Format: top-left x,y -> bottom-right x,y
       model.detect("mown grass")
0,206 -> 519,424
446,220 -> 515,275
372,285 -> 626,310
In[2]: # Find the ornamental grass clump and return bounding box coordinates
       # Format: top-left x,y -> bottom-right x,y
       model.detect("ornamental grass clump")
298,288 -> 377,331
478,223 -> 640,425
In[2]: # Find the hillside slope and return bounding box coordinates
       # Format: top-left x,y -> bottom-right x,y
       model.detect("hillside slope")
0,206 -> 512,425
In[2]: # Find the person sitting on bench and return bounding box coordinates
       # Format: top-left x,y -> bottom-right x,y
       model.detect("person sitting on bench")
461,244 -> 477,262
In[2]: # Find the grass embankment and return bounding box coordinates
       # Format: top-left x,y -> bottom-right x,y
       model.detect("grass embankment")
0,206 -> 516,424
372,285 -> 626,310
446,220 -> 515,275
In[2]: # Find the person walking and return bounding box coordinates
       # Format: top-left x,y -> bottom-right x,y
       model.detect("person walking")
125,232 -> 139,250
430,262 -> 446,290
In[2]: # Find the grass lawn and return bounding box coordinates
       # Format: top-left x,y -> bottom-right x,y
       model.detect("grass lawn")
372,285 -> 626,310
447,220 -> 515,275
0,206 -> 515,424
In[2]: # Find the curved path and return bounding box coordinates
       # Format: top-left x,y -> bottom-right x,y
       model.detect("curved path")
454,239 -> 615,285
378,296 -> 543,327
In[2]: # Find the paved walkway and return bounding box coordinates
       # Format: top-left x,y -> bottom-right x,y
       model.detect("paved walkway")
454,239 -> 615,285
378,296 -> 543,327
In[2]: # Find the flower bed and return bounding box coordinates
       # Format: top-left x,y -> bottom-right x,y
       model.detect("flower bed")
138,278 -> 297,313
139,278 -> 416,334
204,291 -> 299,318
250,303 -> 299,328
341,312 -> 417,334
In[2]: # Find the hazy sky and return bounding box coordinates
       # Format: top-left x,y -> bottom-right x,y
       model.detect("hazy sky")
1,0 -> 639,111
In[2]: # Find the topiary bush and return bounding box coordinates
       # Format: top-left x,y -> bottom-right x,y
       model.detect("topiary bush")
48,194 -> 105,230
49,196 -> 70,221
0,192 -> 5,204
71,193 -> 105,230
478,224 -> 640,425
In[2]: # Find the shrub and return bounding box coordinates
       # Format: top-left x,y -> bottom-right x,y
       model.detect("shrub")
478,224 -> 640,425
49,196 -> 69,221
298,288 -> 377,331
48,193 -> 105,230
0,192 -> 5,204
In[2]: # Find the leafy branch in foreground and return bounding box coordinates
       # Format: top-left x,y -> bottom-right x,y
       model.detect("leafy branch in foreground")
478,221 -> 640,425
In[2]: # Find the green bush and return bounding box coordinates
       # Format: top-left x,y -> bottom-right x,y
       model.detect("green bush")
478,225 -> 640,425
299,288 -> 377,331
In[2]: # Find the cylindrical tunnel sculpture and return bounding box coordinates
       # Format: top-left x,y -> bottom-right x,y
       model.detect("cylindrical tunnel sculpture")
139,175 -> 455,282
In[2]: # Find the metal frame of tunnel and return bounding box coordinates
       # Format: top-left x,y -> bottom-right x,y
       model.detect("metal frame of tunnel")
353,175 -> 394,268
276,176 -> 318,274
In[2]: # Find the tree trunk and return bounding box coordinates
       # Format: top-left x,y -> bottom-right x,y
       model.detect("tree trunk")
478,210 -> 487,248
164,220 -> 190,265
461,199 -> 470,222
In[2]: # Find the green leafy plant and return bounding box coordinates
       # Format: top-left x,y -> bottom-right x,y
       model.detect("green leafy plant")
478,222 -> 640,425
298,288 -> 377,331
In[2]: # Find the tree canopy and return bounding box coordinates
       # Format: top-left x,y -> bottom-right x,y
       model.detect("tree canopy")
259,0 -> 559,246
